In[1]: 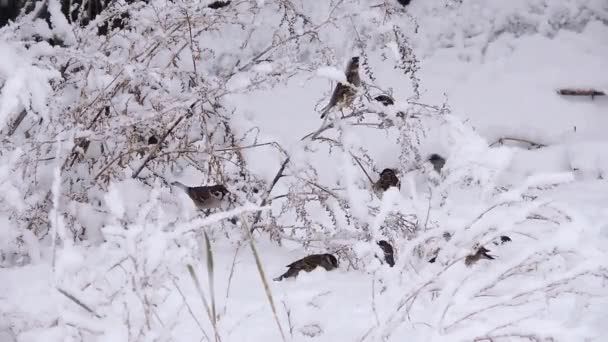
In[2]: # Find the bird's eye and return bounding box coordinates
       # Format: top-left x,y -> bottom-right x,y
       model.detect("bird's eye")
212,191 -> 223,198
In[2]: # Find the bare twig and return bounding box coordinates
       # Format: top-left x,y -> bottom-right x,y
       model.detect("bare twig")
557,88 -> 605,98
350,152 -> 375,185
57,288 -> 102,319
187,264 -> 221,342
300,109 -> 376,141
250,157 -> 291,233
202,232 -> 217,331
172,278 -> 212,342
489,137 -> 546,149
132,106 -> 195,179
184,9 -> 198,83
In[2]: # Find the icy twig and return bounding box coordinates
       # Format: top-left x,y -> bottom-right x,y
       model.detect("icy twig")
250,157 -> 290,233
240,215 -> 287,342
56,288 -> 102,319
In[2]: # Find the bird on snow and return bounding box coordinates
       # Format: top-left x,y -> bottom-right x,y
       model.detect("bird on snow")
273,253 -> 339,281
377,240 -> 395,267
493,235 -> 512,246
320,56 -> 361,118
171,181 -> 230,210
372,168 -> 401,198
464,244 -> 495,266
428,154 -> 446,173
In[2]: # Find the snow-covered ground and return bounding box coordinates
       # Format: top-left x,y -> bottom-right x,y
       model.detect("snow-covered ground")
1,0 -> 608,341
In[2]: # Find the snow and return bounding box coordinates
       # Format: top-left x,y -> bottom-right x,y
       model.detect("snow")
1,0 -> 608,341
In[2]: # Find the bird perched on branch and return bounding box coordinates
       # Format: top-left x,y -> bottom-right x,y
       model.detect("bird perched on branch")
377,240 -> 395,267
374,94 -> 395,106
171,181 -> 230,210
273,253 -> 339,281
372,168 -> 401,198
464,244 -> 495,266
320,56 -> 361,118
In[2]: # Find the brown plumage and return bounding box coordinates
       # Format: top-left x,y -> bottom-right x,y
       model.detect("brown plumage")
320,57 -> 361,118
464,245 -> 495,266
274,253 -> 339,281
208,0 -> 231,9
377,240 -> 395,267
373,168 -> 401,198
374,94 -> 395,106
171,181 -> 230,210
493,235 -> 512,246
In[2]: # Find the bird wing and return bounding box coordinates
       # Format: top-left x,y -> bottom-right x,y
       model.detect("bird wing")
188,187 -> 212,203
320,83 -> 344,116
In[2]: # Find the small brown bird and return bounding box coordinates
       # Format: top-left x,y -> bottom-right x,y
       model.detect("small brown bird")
320,56 -> 361,118
273,253 -> 339,281
493,235 -> 512,245
171,181 -> 230,210
377,240 -> 395,267
372,168 -> 401,198
428,154 -> 446,173
207,0 -> 231,9
374,94 -> 395,106
464,245 -> 495,266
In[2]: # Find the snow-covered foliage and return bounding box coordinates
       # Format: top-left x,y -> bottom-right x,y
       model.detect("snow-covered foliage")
1,0 -> 607,341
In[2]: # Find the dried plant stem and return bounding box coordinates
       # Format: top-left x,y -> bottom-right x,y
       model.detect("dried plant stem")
132,108 -> 193,179
489,137 -> 546,149
172,279 -> 212,342
187,264 -> 221,342
221,242 -> 242,317
184,9 -> 198,82
57,288 -> 102,319
202,232 -> 217,330
350,152 -> 374,185
250,157 -> 290,233
240,215 -> 287,342
301,109 -> 376,141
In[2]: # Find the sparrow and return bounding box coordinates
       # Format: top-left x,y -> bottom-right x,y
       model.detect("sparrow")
320,56 -> 361,118
374,94 -> 395,106
442,232 -> 452,241
428,154 -> 446,173
171,181 -> 230,210
372,168 -> 401,198
208,0 -> 231,9
464,245 -> 495,266
377,240 -> 395,267
493,235 -> 512,245
273,253 -> 339,281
